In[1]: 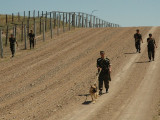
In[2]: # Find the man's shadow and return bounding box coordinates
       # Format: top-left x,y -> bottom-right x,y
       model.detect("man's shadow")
124,52 -> 137,55
135,61 -> 149,63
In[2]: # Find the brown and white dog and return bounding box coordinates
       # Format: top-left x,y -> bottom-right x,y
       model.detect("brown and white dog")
89,83 -> 98,103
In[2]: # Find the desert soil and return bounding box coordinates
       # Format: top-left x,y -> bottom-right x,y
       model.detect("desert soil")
0,27 -> 160,120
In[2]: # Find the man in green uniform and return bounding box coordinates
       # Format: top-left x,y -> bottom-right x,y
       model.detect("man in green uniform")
134,29 -> 143,53
97,51 -> 111,95
9,34 -> 18,57
147,34 -> 157,62
28,30 -> 35,49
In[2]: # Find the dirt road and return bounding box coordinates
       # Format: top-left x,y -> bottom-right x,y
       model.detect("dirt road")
0,27 -> 160,120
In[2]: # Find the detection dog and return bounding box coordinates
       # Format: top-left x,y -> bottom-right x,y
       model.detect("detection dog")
89,83 -> 98,103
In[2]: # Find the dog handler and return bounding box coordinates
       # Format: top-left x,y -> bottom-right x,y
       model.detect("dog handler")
97,51 -> 111,95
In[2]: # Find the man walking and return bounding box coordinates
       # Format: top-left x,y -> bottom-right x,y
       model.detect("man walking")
134,29 -> 143,53
97,51 -> 111,95
147,34 -> 157,62
28,30 -> 35,49
9,34 -> 18,57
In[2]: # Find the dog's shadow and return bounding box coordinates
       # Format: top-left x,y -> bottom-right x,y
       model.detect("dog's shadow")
78,94 -> 93,105
82,101 -> 92,105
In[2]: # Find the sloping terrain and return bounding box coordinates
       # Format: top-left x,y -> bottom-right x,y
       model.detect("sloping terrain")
0,27 -> 160,120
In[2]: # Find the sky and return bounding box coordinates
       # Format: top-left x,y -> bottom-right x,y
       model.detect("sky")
0,0 -> 160,27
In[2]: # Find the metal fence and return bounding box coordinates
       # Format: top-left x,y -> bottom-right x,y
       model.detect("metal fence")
0,10 -> 120,58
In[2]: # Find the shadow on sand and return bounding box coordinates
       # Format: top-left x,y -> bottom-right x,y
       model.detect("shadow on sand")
82,101 -> 92,105
124,52 -> 137,54
135,61 -> 149,64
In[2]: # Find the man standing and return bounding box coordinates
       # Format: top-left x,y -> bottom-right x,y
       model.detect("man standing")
9,34 -> 18,57
134,29 -> 143,53
147,34 -> 157,62
97,51 -> 111,95
28,30 -> 35,49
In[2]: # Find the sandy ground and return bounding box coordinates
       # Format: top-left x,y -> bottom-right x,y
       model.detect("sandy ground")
0,27 -> 160,120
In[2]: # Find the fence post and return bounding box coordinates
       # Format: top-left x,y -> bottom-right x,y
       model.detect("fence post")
69,13 -> 71,30
76,14 -> 78,27
63,12 -> 65,32
24,24 -> 27,49
21,22 -> 24,41
15,25 -> 17,53
41,11 -> 43,17
54,12 -> 56,29
6,14 -> 8,24
38,11 -> 39,18
66,13 -> 68,26
33,10 -> 35,18
57,13 -> 60,35
12,13 -> 14,23
90,15 -> 92,28
96,18 -> 98,28
43,20 -> 45,41
78,13 -> 80,28
28,11 -> 30,19
74,12 -> 76,29
45,11 -> 47,32
18,12 -> 20,22
34,18 -> 36,45
102,20 -> 104,27
24,11 -> 25,20
27,19 -> 29,39
51,17 -> 53,39
13,26 -> 15,37
82,13 -> 84,27
50,12 -> 52,29
40,17 -> 42,34
59,13 -> 61,28
71,13 -> 75,29
86,14 -> 88,28
5,26 -> 8,46
0,29 -> 3,58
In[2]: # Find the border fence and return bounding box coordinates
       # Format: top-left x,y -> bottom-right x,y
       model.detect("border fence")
0,10 -> 120,58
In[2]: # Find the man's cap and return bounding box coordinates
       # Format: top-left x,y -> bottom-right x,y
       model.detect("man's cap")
100,51 -> 105,54
149,33 -> 152,36
136,29 -> 139,31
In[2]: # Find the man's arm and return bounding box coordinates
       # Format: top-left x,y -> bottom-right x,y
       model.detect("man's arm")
15,39 -> 18,47
97,59 -> 101,74
134,34 -> 136,39
154,39 -> 157,48
109,64 -> 112,73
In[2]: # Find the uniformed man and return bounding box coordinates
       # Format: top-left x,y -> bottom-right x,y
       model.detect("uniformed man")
9,34 -> 18,57
97,51 -> 111,95
134,29 -> 143,53
147,34 -> 157,62
28,30 -> 35,49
